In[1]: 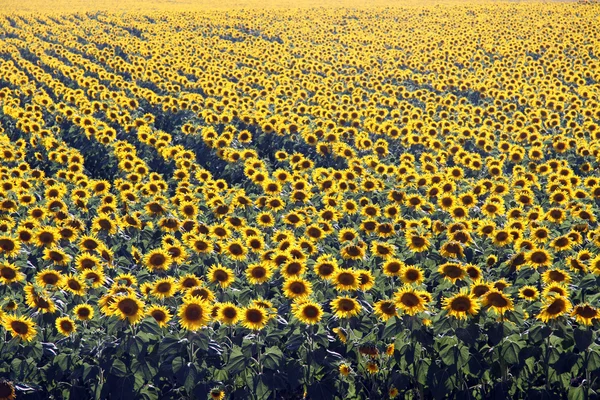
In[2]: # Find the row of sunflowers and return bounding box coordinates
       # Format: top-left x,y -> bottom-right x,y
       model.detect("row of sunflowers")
1,2 -> 600,399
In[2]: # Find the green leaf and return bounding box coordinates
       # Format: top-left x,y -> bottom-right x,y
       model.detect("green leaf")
587,349 -> 600,371
382,316 -> 403,340
111,360 -> 128,377
501,341 -> 521,365
568,387 -> 585,400
574,328 -> 593,351
227,347 -> 247,374
262,346 -> 283,370
171,356 -> 186,374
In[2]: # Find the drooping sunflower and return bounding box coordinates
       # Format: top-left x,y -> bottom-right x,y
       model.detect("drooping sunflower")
207,264 -> 235,288
292,300 -> 323,325
179,297 -> 211,331
110,295 -> 145,324
330,296 -> 361,319
537,295 -> 572,323
147,305 -> 172,328
55,316 -> 76,337
3,314 -> 37,341
373,299 -> 397,321
481,290 -> 514,315
443,291 -> 480,319
394,286 -> 428,316
73,304 -> 94,321
571,303 -> 599,326
242,306 -> 268,330
0,379 -> 16,400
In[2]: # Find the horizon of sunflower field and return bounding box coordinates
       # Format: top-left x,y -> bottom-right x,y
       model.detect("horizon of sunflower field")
0,0 -> 599,399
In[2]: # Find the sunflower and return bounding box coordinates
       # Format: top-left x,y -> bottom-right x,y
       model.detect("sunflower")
80,268 -> 105,288
374,299 -> 397,321
313,256 -> 338,280
366,362 -> 379,374
438,262 -> 466,284
330,296 -> 361,319
242,306 -> 268,330
0,236 -> 20,257
537,295 -> 572,323
371,241 -> 396,259
382,259 -> 403,277
179,297 -> 211,330
332,269 -> 360,291
526,248 -> 553,268
151,277 -> 177,299
571,303 -> 599,326
245,262 -> 273,285
207,264 -> 235,288
143,249 -> 172,272
482,290 -> 514,315
75,253 -> 102,270
444,291 -> 480,319
0,263 -> 24,284
42,247 -> 71,266
541,268 -> 571,285
0,379 -> 16,400
339,363 -> 351,376
542,283 -> 570,298
282,278 -> 313,299
55,316 -> 76,336
280,260 -> 306,279
217,302 -> 240,325
73,304 -> 94,321
62,274 -> 88,296
400,265 -> 424,285
439,241 -> 465,259
3,314 -> 37,341
341,243 -> 366,260
394,286 -> 428,316
35,269 -> 63,287
24,286 -> 57,314
470,280 -> 492,298
292,300 -> 323,325
209,388 -> 226,400
357,269 -> 375,291
147,305 -> 172,328
186,286 -> 216,302
187,235 -> 214,255
224,239 -> 247,261
110,295 -> 145,324
333,327 -> 347,343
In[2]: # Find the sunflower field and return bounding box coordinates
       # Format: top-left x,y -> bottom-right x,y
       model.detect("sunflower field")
0,0 -> 600,399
